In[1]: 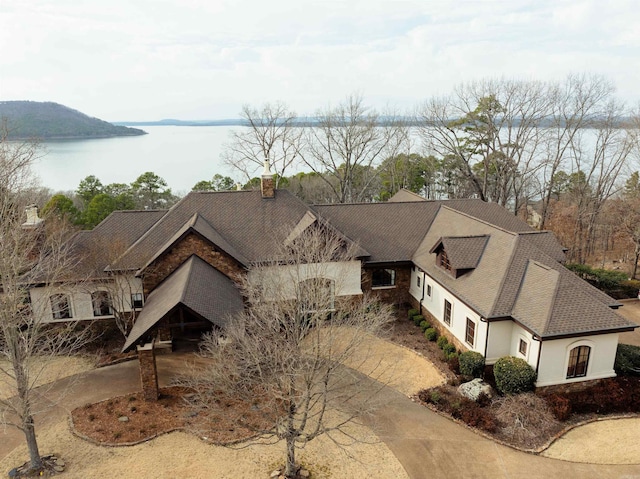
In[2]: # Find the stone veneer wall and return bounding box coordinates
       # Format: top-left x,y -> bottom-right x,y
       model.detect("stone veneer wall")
141,233 -> 244,295
410,298 -> 469,354
536,378 -> 604,394
362,266 -> 412,306
137,346 -> 159,401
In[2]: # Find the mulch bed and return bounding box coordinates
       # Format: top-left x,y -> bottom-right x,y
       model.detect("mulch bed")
71,386 -> 271,446
386,311 -> 458,383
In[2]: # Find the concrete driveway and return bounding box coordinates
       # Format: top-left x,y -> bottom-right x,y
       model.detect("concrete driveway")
2,354 -> 640,478
617,299 -> 640,347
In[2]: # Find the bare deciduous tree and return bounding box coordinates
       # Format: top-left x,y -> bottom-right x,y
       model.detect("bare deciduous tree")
223,102 -> 303,188
418,79 -> 552,210
0,124 -> 92,472
301,94 -> 408,203
180,226 -> 393,478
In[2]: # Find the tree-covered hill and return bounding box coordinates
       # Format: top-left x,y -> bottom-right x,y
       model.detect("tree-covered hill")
0,101 -> 146,139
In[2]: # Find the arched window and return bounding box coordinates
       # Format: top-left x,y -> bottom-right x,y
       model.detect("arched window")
566,345 -> 591,379
298,278 -> 335,312
91,291 -> 113,317
50,294 -> 72,319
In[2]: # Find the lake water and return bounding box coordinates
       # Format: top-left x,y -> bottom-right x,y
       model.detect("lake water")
34,126 -> 242,195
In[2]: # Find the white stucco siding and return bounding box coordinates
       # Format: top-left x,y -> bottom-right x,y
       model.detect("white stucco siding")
248,260 -> 363,300
29,286 -> 84,323
410,269 -> 487,354
535,333 -> 619,387
485,320 -> 513,363
28,275 -> 143,323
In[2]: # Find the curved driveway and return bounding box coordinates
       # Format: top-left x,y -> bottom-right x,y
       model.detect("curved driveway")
2,355 -> 640,478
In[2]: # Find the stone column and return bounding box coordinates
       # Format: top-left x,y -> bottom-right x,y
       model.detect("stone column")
137,343 -> 159,401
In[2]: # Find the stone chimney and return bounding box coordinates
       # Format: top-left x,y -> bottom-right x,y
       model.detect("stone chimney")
22,204 -> 44,229
261,158 -> 275,199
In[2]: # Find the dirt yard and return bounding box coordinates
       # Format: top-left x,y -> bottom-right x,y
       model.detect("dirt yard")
1,418 -> 408,479
1,321 -> 447,478
542,418 -> 640,464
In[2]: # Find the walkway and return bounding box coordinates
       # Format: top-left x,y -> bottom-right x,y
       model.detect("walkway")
2,354 -> 640,478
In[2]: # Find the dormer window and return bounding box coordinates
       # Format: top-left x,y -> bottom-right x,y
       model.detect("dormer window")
439,250 -> 452,272
429,235 -> 489,278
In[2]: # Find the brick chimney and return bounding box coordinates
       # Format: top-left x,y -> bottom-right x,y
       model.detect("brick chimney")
261,158 -> 275,199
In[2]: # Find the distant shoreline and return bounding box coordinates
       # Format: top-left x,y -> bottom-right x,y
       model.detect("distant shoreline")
13,131 -> 148,141
113,120 -> 244,127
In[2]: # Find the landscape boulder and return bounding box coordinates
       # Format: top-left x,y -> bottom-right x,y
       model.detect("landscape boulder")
458,378 -> 494,401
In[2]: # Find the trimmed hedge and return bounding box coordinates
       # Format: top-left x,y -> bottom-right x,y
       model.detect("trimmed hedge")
437,335 -> 449,350
419,320 -> 430,332
413,314 -> 425,326
442,343 -> 457,360
615,344 -> 640,375
408,309 -> 419,320
424,328 -> 438,341
459,351 -> 485,378
493,356 -> 536,395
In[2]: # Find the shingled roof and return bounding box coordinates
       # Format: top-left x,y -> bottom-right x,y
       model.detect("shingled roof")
67,209 -> 168,278
122,255 -> 244,351
429,235 -> 489,270
314,198 -> 533,263
109,190 -> 321,271
412,205 -> 635,337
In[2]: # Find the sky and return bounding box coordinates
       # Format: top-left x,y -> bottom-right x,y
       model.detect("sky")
1,0 -> 639,121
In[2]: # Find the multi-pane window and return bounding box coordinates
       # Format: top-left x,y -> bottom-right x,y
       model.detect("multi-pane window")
465,318 -> 475,346
443,299 -> 452,326
131,293 -> 144,309
92,291 -> 113,317
567,345 -> 591,379
416,275 -> 421,288
51,294 -> 72,319
371,269 -> 396,288
519,339 -> 528,356
427,284 -> 432,297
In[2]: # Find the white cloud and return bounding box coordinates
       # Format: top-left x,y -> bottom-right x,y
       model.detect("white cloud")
2,0 -> 638,120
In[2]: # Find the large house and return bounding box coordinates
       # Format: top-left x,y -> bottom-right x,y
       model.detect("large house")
28,168 -> 637,390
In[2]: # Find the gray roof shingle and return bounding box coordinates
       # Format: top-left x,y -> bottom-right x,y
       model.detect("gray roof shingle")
429,235 -> 489,270
110,190 -> 316,271
122,255 -> 244,351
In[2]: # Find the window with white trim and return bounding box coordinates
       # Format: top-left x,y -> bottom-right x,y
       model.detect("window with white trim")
465,318 -> 475,346
51,294 -> 72,319
567,345 -> 591,379
443,299 -> 452,326
426,284 -> 432,297
92,291 -> 113,317
518,339 -> 528,357
131,293 -> 144,309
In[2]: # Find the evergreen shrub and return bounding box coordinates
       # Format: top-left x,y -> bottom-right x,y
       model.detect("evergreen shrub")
459,351 -> 485,378
493,356 -> 536,395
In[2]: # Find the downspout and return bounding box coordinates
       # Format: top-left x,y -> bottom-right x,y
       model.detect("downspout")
534,337 -> 543,377
483,318 -> 489,359
419,271 -> 425,315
